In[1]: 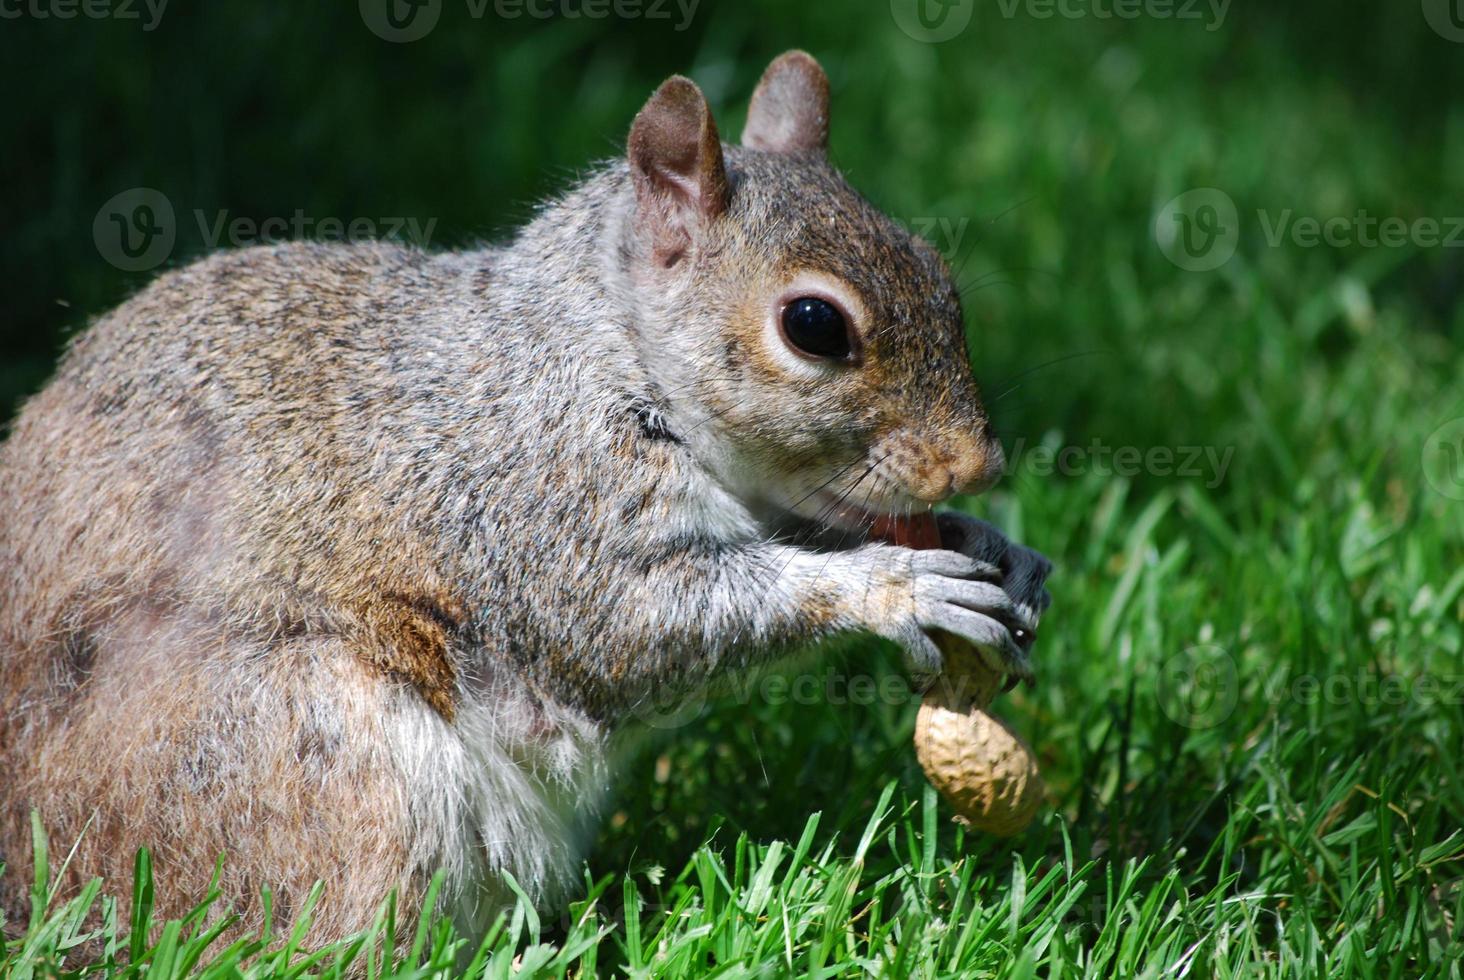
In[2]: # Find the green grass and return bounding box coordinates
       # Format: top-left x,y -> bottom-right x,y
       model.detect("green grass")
4,3 -> 1464,977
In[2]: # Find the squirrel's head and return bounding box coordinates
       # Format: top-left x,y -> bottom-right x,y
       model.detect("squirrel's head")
623,51 -> 1003,536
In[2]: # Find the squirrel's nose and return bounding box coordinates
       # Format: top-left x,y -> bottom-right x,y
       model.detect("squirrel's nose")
910,430 -> 1005,502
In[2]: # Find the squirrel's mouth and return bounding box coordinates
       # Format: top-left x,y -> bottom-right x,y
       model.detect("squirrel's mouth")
805,491 -> 941,547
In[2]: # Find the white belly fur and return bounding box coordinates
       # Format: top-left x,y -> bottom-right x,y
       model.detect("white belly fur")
385,685 -> 618,936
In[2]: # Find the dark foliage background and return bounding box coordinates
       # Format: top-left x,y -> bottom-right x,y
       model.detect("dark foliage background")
2,1 -> 1460,424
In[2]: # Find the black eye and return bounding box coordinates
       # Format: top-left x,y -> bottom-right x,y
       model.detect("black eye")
780,297 -> 852,360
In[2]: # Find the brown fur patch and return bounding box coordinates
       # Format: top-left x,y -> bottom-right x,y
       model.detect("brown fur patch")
355,592 -> 464,721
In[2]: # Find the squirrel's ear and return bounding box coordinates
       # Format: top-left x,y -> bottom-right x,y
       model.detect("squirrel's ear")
628,75 -> 729,268
741,50 -> 830,154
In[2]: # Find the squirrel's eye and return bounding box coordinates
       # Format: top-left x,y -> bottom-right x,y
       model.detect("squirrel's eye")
780,297 -> 852,360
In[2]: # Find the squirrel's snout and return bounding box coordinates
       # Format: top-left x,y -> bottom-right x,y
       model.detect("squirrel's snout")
908,431 -> 1005,502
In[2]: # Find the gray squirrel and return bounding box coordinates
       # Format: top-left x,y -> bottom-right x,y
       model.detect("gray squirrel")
0,51 -> 1052,945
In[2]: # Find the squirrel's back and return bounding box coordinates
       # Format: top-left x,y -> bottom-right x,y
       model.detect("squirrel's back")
0,214 -> 671,698
0,240 -> 465,660
0,229 -> 658,938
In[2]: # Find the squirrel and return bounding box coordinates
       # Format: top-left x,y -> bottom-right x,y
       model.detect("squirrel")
0,51 -> 1052,946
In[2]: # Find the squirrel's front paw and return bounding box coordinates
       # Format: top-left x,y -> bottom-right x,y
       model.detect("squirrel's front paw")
935,513 -> 1053,633
865,546 -> 1034,689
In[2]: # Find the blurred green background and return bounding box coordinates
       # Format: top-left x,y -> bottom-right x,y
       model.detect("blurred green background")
3,2 -> 1464,971
3,1 -> 1461,429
